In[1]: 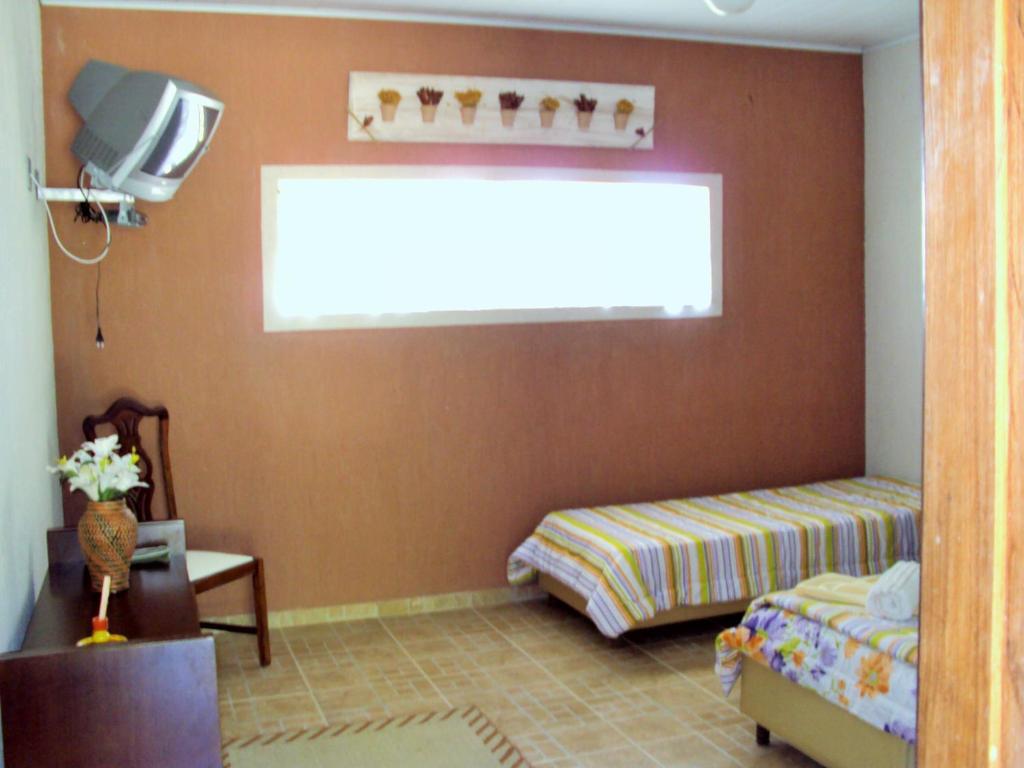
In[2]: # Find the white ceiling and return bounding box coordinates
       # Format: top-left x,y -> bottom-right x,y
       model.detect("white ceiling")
44,0 -> 920,53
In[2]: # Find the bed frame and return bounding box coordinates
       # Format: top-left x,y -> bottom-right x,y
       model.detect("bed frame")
538,572 -> 750,631
740,660 -> 915,768
541,572 -> 914,767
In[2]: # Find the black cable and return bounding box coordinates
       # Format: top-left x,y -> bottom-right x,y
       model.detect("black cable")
75,165 -> 104,224
95,263 -> 105,349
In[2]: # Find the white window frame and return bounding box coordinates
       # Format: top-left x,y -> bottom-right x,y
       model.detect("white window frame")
261,165 -> 723,332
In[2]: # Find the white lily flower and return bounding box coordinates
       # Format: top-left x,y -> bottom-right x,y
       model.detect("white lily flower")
46,461 -> 66,476
107,452 -> 135,474
50,437 -> 147,504
81,434 -> 120,460
113,472 -> 148,493
68,465 -> 100,501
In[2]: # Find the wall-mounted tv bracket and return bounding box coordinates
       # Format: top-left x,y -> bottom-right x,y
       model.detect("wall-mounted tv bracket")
30,165 -> 146,228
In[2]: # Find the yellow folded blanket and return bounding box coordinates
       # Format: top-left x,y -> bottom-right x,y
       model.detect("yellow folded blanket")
794,572 -> 877,607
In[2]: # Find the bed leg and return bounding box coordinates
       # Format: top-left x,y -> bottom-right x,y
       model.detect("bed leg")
755,724 -> 770,747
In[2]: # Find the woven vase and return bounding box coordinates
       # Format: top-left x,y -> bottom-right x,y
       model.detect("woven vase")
78,499 -> 138,592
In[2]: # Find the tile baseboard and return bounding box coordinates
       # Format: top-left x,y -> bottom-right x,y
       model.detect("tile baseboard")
205,584 -> 545,629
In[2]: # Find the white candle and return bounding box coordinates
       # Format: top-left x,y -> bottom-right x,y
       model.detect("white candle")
99,574 -> 111,620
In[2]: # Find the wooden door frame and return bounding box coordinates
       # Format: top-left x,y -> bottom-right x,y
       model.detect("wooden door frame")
919,0 -> 1022,764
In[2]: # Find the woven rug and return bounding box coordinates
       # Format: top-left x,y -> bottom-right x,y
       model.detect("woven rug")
222,705 -> 531,767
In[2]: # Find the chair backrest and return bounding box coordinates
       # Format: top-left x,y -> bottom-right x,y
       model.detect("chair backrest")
82,397 -> 178,523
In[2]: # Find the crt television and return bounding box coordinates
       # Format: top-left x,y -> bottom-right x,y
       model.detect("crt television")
69,59 -> 224,202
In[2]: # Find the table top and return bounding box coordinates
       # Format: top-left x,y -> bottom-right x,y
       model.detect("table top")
19,555 -> 201,652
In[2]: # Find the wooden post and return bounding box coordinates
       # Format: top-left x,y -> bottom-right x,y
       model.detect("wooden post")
919,0 -> 1023,765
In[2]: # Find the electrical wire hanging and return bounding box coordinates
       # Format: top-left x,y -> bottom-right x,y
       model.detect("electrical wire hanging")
32,167 -> 111,265
95,263 -> 105,349
75,166 -> 105,224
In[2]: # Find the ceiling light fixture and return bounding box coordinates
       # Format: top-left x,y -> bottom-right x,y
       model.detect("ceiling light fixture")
704,0 -> 756,16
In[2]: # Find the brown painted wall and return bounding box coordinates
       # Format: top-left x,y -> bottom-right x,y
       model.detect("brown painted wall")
41,8 -> 865,614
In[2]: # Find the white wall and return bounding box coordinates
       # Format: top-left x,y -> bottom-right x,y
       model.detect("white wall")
0,0 -> 62,663
864,39 -> 924,483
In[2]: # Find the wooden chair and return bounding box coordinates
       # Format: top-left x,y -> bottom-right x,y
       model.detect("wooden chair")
83,397 -> 271,666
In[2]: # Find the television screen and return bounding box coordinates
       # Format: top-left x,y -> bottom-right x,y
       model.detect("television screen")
69,60 -> 223,202
140,100 -> 221,180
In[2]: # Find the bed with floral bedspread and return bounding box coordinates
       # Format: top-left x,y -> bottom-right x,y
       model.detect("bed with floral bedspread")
715,589 -> 918,744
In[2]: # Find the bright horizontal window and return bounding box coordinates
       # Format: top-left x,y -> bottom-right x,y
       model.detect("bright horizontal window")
262,165 -> 722,331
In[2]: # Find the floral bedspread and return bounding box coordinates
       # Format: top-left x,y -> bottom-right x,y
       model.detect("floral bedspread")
715,591 -> 918,743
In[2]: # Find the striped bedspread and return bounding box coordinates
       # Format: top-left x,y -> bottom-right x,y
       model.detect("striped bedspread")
507,477 -> 920,637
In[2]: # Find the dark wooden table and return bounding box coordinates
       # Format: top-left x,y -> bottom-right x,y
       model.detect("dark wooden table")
0,521 -> 222,768
21,554 -> 200,649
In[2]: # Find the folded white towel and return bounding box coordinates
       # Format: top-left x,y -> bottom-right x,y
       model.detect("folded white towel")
866,561 -> 920,621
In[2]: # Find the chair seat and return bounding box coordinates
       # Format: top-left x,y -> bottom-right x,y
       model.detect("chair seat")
186,550 -> 254,583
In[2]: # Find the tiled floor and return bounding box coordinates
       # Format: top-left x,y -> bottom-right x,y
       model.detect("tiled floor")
215,599 -> 820,767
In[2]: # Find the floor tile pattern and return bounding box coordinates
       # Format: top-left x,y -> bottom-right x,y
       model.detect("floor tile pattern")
216,599 -> 821,767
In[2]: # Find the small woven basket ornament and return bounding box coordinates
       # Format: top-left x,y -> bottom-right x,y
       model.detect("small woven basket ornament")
78,500 -> 138,592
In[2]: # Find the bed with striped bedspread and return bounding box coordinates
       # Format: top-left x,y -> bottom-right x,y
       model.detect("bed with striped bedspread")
507,477 -> 921,638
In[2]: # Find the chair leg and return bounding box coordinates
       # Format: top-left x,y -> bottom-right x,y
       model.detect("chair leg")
252,557 -> 271,667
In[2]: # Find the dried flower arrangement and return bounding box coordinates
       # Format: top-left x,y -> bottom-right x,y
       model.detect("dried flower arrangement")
498,91 -> 525,110
573,93 -> 598,129
539,96 -> 560,128
455,89 -> 483,125
573,94 -> 598,112
416,87 -> 443,123
378,89 -> 401,122
499,90 -> 525,127
614,98 -> 635,130
455,89 -> 483,107
416,87 -> 444,106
